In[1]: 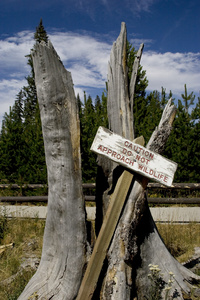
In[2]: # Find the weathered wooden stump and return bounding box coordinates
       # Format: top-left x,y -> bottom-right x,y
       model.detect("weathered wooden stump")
19,23 -> 200,300
18,40 -> 86,300
93,22 -> 200,300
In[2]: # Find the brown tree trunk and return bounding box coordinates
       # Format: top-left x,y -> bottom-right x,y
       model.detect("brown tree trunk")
18,41 -> 86,300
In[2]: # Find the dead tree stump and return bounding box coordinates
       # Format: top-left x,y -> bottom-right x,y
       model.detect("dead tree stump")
19,23 -> 200,300
18,41 -> 86,300
96,23 -> 200,300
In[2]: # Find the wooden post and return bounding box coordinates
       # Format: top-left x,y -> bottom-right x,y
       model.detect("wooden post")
76,136 -> 144,300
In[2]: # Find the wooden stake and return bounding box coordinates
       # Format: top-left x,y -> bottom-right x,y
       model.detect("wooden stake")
76,136 -> 144,300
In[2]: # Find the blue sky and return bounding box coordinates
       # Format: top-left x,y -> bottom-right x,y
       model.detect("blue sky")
0,0 -> 200,126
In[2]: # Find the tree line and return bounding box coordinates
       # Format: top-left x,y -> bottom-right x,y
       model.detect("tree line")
0,20 -> 199,184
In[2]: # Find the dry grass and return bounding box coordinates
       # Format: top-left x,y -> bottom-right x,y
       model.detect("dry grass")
156,222 -> 200,264
0,215 -> 199,299
0,217 -> 45,300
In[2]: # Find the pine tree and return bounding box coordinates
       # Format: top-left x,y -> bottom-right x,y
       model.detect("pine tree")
101,91 -> 108,128
78,92 -> 108,182
190,96 -> 200,182
34,19 -> 49,44
0,20 -> 48,183
164,84 -> 195,182
160,87 -> 174,108
94,94 -> 108,129
181,84 -> 195,115
126,41 -> 149,140
0,92 -> 26,183
81,94 -> 97,182
142,90 -> 163,142
164,99 -> 194,182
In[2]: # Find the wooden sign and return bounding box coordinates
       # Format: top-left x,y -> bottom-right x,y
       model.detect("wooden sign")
76,135 -> 144,300
91,126 -> 177,187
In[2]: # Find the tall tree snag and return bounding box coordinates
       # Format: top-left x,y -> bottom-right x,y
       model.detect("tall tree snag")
18,41 -> 86,299
96,23 -> 144,224
96,23 -> 200,299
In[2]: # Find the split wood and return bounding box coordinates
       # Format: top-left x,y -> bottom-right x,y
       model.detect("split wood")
76,135 -> 144,300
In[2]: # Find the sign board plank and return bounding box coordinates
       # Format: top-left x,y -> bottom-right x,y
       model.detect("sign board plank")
91,126 -> 177,187
76,136 -> 144,300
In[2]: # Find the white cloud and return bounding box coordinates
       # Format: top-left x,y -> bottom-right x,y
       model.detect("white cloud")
141,51 -> 200,97
131,0 -> 157,12
0,78 -> 26,122
49,32 -> 111,87
129,38 -> 154,49
0,30 -> 112,128
0,31 -> 33,76
0,29 -> 200,130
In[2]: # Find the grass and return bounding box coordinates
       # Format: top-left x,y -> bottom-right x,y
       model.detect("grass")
0,216 -> 45,300
1,269 -> 35,300
0,214 -> 199,299
157,222 -> 200,264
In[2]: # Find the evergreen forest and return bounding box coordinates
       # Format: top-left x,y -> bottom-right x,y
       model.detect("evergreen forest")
0,20 -> 200,184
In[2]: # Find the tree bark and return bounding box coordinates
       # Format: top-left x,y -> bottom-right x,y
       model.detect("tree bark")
18,23 -> 200,300
101,100 -> 200,300
95,22 -> 144,227
107,22 -> 134,141
96,23 -> 200,300
18,41 -> 86,299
